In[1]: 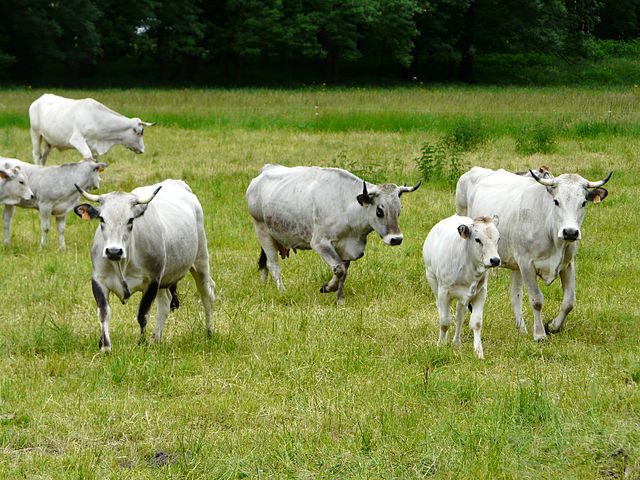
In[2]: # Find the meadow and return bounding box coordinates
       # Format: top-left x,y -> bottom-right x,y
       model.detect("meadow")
0,87 -> 638,479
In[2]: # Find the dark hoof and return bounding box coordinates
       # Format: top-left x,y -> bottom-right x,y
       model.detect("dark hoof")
545,323 -> 562,335
320,285 -> 328,293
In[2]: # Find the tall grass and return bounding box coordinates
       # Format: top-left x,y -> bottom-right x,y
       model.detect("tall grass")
0,88 -> 638,478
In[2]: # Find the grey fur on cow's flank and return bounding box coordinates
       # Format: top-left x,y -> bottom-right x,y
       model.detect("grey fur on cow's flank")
2,157 -> 106,249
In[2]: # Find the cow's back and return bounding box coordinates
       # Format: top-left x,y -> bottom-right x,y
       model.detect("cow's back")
134,180 -> 203,280
424,215 -> 470,284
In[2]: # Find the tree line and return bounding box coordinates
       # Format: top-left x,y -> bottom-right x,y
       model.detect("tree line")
0,0 -> 638,86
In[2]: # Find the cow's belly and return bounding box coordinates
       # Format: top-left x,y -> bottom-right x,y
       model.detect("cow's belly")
264,213 -> 313,250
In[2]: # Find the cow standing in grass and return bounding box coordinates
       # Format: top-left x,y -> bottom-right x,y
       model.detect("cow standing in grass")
246,164 -> 420,303
456,166 -> 611,340
29,93 -> 154,165
2,158 -> 106,249
423,214 -> 501,359
74,179 -> 215,352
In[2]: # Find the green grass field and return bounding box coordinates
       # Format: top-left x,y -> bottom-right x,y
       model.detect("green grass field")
0,87 -> 638,478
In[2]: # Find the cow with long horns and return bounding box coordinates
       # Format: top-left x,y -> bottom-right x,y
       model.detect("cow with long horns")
246,164 -> 421,303
456,166 -> 612,340
74,179 -> 215,352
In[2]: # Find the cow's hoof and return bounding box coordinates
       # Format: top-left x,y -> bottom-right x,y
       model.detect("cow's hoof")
545,323 -> 562,335
336,297 -> 345,306
320,285 -> 328,293
533,333 -> 547,342
100,345 -> 112,354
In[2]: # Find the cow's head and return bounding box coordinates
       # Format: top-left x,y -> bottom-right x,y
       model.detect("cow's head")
530,169 -> 612,242
0,164 -> 35,205
458,215 -> 501,268
356,180 -> 421,245
79,160 -> 108,191
125,118 -> 155,154
74,185 -> 161,261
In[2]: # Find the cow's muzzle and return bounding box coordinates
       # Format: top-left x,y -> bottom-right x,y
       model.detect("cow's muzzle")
383,234 -> 403,246
561,228 -> 581,242
104,247 -> 124,261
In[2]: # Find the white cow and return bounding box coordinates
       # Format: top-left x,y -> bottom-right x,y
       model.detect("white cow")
0,163 -> 34,206
29,93 -> 154,165
2,158 -> 106,249
456,167 -> 611,341
74,179 -> 215,352
423,215 -> 501,359
246,164 -> 420,303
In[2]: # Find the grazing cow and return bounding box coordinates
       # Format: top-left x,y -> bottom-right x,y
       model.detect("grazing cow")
456,167 -> 611,340
515,165 -> 553,179
423,215 -> 501,359
2,158 -> 106,249
246,164 -> 421,303
74,179 -> 215,352
29,93 -> 154,165
0,163 -> 34,206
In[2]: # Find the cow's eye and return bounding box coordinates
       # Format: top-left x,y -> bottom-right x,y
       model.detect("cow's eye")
376,206 -> 384,218
581,201 -> 587,207
475,238 -> 482,245
554,199 -> 560,207
19,181 -> 25,185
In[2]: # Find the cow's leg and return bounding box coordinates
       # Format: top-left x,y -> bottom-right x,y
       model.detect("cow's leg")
436,288 -> 451,346
311,238 -> 348,303
30,129 -> 42,165
254,223 -> 284,290
452,300 -> 467,348
55,215 -> 67,251
137,280 -> 159,343
519,262 -> 546,341
92,279 -> 112,352
38,206 -> 52,248
335,260 -> 351,304
510,270 -> 527,334
191,265 -> 216,337
68,130 -> 94,160
3,205 -> 15,246
468,278 -> 488,359
40,143 -> 52,166
151,288 -> 171,342
547,260 -> 575,334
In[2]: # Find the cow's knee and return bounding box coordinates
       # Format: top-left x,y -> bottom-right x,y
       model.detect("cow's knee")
530,298 -> 543,311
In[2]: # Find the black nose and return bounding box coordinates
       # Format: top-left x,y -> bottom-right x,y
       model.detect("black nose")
490,257 -> 501,267
389,237 -> 403,246
562,228 -> 579,241
30,194 -> 36,200
105,247 -> 124,260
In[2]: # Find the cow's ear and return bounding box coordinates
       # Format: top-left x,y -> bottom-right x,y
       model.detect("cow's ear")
74,204 -> 100,221
586,187 -> 608,204
356,193 -> 372,206
0,170 -> 7,180
458,224 -> 471,239
132,204 -> 149,218
95,163 -> 107,172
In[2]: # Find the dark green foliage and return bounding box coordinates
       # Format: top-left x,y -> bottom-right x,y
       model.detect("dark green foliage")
515,121 -> 558,154
0,0 -> 637,85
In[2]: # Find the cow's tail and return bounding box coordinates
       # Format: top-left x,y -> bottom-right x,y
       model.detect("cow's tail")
258,248 -> 267,271
169,284 -> 180,311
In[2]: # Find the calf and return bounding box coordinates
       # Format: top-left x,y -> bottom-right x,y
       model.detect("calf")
0,163 -> 34,206
74,179 -> 215,352
2,158 -> 106,249
423,215 -> 500,359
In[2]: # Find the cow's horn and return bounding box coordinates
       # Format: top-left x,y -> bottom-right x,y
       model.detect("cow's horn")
135,185 -> 162,205
75,184 -> 103,202
529,169 -> 555,187
140,121 -> 156,127
399,180 -> 422,194
586,171 -> 612,188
